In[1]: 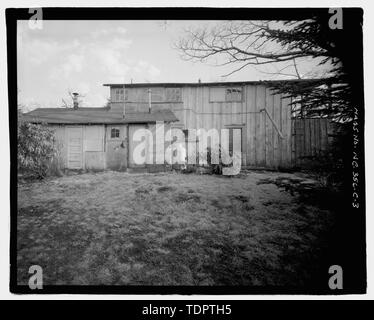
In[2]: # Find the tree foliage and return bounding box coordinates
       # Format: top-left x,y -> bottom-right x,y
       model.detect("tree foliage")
18,121 -> 57,179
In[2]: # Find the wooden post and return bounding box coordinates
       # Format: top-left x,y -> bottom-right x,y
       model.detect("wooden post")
148,88 -> 152,113
123,80 -> 126,119
126,124 -> 129,170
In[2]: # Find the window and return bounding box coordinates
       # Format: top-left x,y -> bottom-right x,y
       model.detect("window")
113,88 -> 124,102
111,127 -> 120,139
209,87 -> 243,102
151,88 -> 164,102
137,87 -> 182,103
166,88 -> 182,102
225,87 -> 243,102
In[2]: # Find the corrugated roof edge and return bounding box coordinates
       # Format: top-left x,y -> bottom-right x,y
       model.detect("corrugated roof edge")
22,109 -> 179,124
103,78 -> 324,88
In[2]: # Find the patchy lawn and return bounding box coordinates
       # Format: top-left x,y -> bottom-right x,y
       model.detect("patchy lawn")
17,170 -> 336,286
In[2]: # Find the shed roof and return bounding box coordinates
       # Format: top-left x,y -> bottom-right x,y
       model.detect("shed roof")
22,107 -> 179,124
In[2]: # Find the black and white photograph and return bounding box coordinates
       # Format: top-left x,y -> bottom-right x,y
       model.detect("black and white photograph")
4,5 -> 367,298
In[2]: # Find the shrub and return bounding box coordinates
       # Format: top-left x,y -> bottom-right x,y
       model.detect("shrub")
18,122 -> 58,179
304,122 -> 350,190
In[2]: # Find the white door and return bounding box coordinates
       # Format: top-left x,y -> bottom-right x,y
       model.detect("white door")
67,126 -> 83,169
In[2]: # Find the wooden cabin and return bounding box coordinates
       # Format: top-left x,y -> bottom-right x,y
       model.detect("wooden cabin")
23,80 -> 332,171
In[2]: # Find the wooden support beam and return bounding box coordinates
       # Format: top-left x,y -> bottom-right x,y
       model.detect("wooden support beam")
260,108 -> 285,139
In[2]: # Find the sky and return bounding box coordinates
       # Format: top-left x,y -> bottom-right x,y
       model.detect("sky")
17,20 -> 327,110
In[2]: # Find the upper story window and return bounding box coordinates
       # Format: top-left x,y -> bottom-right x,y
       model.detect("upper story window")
135,87 -> 182,103
112,88 -> 126,102
166,88 -> 182,102
150,88 -> 164,102
111,127 -> 120,139
225,87 -> 243,102
209,87 -> 243,102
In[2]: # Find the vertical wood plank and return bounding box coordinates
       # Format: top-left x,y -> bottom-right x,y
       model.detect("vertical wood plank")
198,86 -> 203,130
198,87 -> 203,130
294,119 -> 298,165
299,119 -> 305,163
311,119 -> 316,155
315,119 -> 321,155
301,119 -> 306,164
212,102 -> 217,133
320,119 -> 328,152
311,119 -> 317,157
298,120 -> 306,166
186,88 -> 192,129
290,119 -> 295,166
265,87 -> 274,168
282,96 -> 292,167
281,96 -> 288,167
184,87 -> 188,128
203,87 -> 210,130
193,87 -> 197,130
304,119 -> 311,161
309,119 -> 313,157
238,100 -> 246,165
246,85 -> 256,166
273,92 -> 281,168
256,85 -> 266,166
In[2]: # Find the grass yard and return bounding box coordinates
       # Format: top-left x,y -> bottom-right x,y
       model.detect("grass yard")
17,170 -> 336,286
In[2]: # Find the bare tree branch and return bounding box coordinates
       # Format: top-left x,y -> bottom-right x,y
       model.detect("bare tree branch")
176,20 -> 331,78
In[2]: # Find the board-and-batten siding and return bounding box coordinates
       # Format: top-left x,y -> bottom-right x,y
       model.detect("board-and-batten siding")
170,84 -> 292,168
291,118 -> 333,167
50,84 -> 332,171
50,124 -> 106,170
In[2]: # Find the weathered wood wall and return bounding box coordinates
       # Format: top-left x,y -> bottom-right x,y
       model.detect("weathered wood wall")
51,124 -> 125,171
49,110 -> 334,171
154,84 -> 293,168
109,84 -> 335,170
291,118 -> 334,167
111,84 -> 293,168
